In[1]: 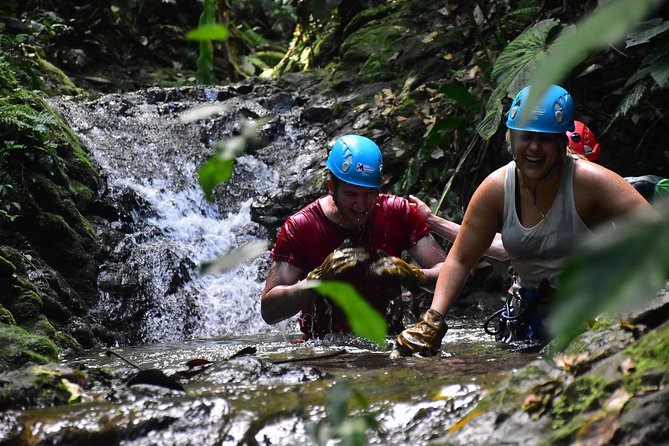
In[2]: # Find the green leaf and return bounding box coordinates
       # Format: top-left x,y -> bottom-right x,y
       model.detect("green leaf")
604,82 -> 646,133
198,154 -> 234,201
305,280 -> 387,347
549,205 -> 669,353
625,18 -> 669,47
523,0 -> 662,124
187,24 -> 229,42
477,18 -> 560,140
440,83 -> 480,113
650,50 -> 669,87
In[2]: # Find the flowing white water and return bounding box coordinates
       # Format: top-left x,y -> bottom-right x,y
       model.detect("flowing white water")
50,90 -> 296,343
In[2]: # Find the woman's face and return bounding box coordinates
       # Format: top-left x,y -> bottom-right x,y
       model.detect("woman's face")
511,130 -> 565,180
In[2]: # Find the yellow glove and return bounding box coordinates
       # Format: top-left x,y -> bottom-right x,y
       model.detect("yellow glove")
369,252 -> 427,291
306,246 -> 369,280
393,309 -> 447,357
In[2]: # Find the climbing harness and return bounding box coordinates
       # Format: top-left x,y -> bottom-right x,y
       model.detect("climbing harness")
484,272 -> 548,347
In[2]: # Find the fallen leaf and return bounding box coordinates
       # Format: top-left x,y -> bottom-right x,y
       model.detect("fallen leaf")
618,356 -> 636,375
554,352 -> 590,373
603,388 -> 631,415
422,31 -> 439,43
576,412 -> 619,446
442,52 -> 453,61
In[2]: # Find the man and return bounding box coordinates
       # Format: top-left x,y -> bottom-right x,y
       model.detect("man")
261,134 -> 446,340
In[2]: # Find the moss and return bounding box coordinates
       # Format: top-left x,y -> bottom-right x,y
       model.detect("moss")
623,321 -> 669,372
550,375 -> 608,428
0,324 -> 59,370
10,288 -> 43,323
0,304 -> 16,325
476,363 -> 552,412
341,23 -> 410,83
0,255 -> 16,277
36,56 -> 85,97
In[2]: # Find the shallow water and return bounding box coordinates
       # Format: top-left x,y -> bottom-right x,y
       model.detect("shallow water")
10,319 -> 540,446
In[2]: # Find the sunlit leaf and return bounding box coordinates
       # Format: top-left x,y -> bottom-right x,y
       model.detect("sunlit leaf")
549,204 -> 669,353
61,378 -> 83,403
200,240 -> 268,275
198,154 -> 234,201
32,366 -> 63,376
522,0 -> 662,126
303,280 -> 387,347
186,24 -> 229,42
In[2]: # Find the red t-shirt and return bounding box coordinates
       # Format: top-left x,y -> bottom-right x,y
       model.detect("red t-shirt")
270,194 -> 431,339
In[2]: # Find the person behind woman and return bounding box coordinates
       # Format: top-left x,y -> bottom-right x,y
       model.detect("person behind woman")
393,85 -> 652,357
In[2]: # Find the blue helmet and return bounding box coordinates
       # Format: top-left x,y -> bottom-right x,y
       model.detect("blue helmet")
326,135 -> 383,188
506,85 -> 575,133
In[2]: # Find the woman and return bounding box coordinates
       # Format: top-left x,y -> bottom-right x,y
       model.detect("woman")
394,85 -> 652,356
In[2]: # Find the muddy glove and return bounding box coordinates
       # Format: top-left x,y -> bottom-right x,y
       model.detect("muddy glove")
306,246 -> 369,280
369,252 -> 427,292
392,309 -> 447,357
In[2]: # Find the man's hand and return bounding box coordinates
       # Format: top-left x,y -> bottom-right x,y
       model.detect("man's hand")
369,252 -> 427,291
306,245 -> 369,280
392,309 -> 447,357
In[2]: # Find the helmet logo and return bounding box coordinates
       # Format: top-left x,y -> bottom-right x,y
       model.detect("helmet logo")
356,162 -> 375,174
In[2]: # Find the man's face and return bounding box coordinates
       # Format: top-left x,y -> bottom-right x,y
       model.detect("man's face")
331,180 -> 379,227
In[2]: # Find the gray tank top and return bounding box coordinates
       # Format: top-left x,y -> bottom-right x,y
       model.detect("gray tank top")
501,156 -> 590,288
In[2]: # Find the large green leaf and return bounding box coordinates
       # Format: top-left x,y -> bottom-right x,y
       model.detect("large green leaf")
304,280 -> 387,347
477,19 -> 560,140
625,18 -> 669,47
549,204 -> 669,353
522,0 -> 663,126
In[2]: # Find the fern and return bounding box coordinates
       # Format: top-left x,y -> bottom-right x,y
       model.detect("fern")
478,19 -> 561,140
603,82 -> 647,133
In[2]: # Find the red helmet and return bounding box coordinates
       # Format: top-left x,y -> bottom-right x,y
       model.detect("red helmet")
566,121 -> 601,161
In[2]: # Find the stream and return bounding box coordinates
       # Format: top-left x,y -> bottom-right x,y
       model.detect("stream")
12,85 -> 543,445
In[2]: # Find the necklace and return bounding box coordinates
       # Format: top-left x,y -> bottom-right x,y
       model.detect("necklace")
519,173 -> 546,219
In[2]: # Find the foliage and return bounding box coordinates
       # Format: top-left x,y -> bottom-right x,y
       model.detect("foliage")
477,18 -> 561,140
305,280 -> 388,347
549,203 -> 669,353
521,0 -> 664,129
188,0 -> 223,85
313,381 -> 381,446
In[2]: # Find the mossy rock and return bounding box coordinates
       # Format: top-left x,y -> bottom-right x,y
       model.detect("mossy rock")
0,324 -> 59,371
0,255 -> 16,278
0,304 -> 16,325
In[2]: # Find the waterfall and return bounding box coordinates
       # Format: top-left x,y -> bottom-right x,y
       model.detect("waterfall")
50,86 -> 293,343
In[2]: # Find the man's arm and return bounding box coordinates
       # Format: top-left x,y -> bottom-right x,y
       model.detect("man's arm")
407,234 -> 445,290
409,195 -> 509,261
260,260 -> 311,324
